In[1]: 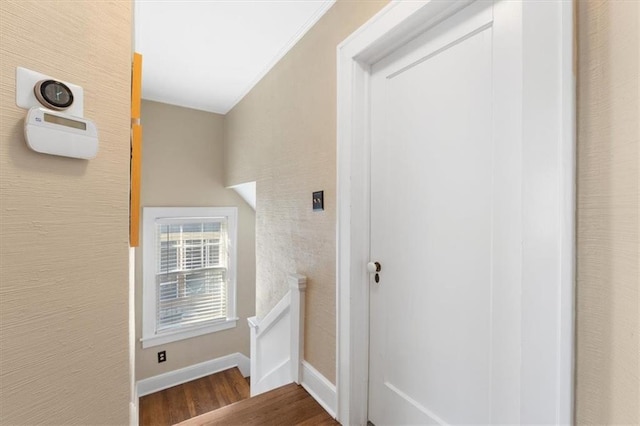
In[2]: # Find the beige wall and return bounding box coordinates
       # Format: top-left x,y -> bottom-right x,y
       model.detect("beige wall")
224,0 -> 387,384
136,100 -> 255,380
576,1 -> 639,424
0,1 -> 131,424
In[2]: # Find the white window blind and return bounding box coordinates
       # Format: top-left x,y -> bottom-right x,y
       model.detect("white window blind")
142,207 -> 237,348
155,218 -> 229,333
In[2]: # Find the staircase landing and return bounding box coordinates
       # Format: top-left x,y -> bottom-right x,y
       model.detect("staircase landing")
177,382 -> 338,426
139,367 -> 338,425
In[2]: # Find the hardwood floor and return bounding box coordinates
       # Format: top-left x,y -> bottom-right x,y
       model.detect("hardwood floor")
139,368 -> 339,426
139,367 -> 250,426
176,383 -> 339,426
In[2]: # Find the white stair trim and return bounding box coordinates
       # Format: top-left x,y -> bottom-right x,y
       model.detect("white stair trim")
253,291 -> 291,337
136,352 -> 250,397
300,360 -> 337,418
289,273 -> 306,383
249,273 -> 307,396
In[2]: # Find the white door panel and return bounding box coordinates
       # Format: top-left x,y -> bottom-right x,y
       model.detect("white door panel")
369,2 -> 509,424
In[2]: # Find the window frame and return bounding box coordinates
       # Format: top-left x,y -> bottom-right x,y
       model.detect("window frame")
141,207 -> 238,348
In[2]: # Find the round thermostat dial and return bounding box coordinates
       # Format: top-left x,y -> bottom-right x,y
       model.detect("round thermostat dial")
34,79 -> 74,110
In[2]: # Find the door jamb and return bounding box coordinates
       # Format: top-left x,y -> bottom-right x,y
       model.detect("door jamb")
335,1 -> 575,424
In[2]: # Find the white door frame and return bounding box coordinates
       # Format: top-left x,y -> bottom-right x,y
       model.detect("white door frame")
336,1 -> 575,425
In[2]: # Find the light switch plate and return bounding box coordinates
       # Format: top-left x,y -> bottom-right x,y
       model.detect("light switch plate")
313,191 -> 324,211
16,67 -> 84,117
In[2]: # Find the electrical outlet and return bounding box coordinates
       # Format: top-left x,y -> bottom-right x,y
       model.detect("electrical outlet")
157,350 -> 166,363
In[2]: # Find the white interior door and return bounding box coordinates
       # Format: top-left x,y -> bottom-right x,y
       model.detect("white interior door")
368,1 -> 529,424
336,0 -> 573,424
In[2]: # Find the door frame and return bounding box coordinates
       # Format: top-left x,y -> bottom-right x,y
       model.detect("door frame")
335,1 -> 575,424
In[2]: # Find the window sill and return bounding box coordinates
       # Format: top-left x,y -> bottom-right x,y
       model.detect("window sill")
141,318 -> 238,349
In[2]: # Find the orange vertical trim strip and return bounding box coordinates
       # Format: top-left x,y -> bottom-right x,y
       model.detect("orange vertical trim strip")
131,53 -> 142,119
130,52 -> 143,247
130,124 -> 142,247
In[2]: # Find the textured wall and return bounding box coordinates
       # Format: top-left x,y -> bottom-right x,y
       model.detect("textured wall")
576,0 -> 639,424
136,100 -> 255,380
0,1 -> 131,424
224,0 -> 387,384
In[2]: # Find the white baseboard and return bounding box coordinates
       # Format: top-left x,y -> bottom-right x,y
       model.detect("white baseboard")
300,360 -> 337,418
136,352 -> 250,397
129,401 -> 138,426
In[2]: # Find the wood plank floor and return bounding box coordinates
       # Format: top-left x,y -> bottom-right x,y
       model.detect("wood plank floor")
176,383 -> 339,426
139,367 -> 250,426
139,368 -> 339,426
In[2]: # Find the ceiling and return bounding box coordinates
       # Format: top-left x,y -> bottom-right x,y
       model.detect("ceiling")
134,0 -> 335,114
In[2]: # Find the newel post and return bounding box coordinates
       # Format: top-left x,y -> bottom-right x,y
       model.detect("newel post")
247,316 -> 259,395
289,273 -> 307,384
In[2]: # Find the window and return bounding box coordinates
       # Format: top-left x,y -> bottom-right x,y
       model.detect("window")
142,207 -> 238,348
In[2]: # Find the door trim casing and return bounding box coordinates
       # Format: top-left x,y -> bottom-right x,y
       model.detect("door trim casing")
335,1 -> 575,424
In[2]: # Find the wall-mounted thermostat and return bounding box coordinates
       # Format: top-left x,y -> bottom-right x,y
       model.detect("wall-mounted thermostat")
33,79 -> 74,111
17,67 -> 97,159
24,107 -> 98,159
16,67 -> 83,116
